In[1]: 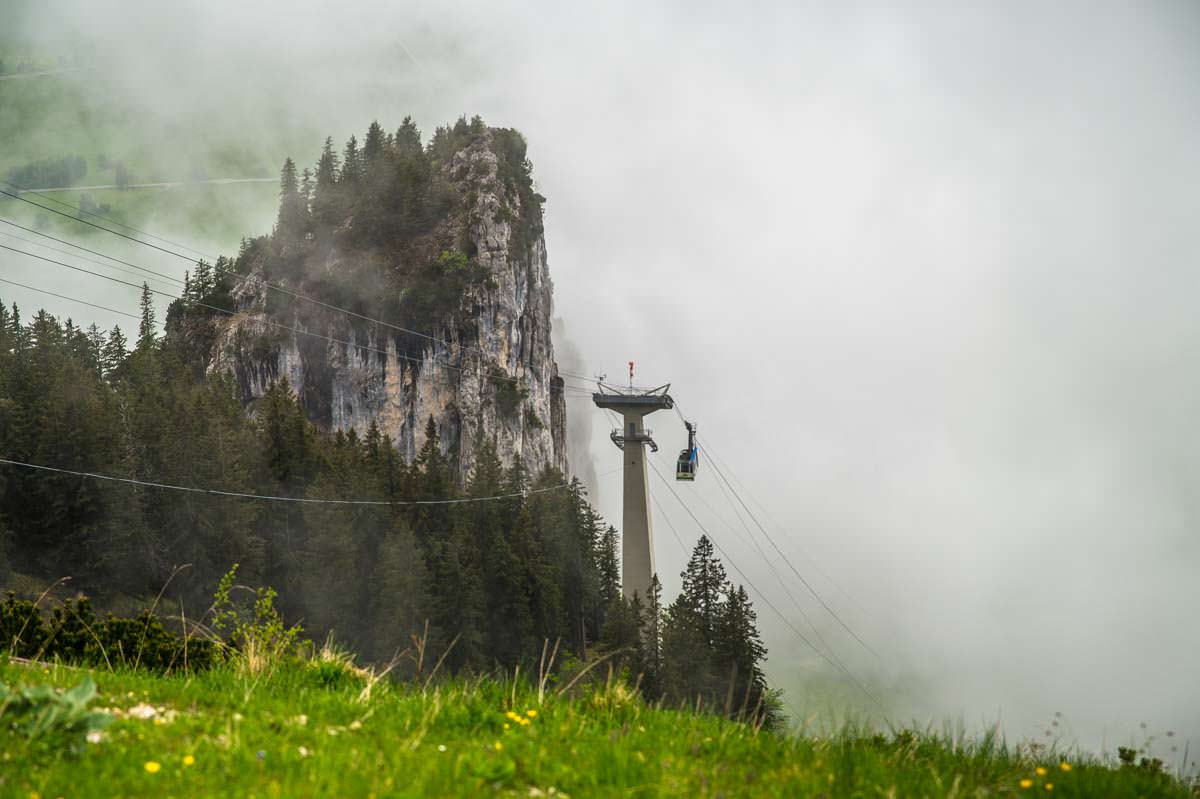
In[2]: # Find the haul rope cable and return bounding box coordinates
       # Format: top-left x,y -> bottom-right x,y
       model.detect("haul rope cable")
0,185 -> 598,385
0,228 -> 186,290
0,457 -> 623,506
699,440 -> 880,660
645,458 -> 885,710
602,405 -> 852,677
0,274 -> 598,402
701,455 -> 860,680
599,408 -> 854,682
0,276 -> 140,320
0,244 -> 599,396
3,179 -> 215,259
0,217 -> 599,393
670,398 -> 871,620
645,436 -> 863,684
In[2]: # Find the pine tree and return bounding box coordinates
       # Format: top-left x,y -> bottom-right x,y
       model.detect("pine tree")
342,135 -> 362,184
101,325 -> 127,379
136,283 -> 156,351
679,535 -> 727,645
715,584 -> 770,721
276,157 -> 308,239
394,117 -> 422,157
596,524 -> 620,609
313,136 -> 341,227
363,120 -> 386,165
642,574 -> 664,697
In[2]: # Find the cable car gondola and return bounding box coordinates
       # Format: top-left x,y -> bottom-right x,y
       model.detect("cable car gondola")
676,421 -> 698,481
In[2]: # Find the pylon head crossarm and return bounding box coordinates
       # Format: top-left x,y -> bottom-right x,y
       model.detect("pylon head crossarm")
593,384 -> 674,601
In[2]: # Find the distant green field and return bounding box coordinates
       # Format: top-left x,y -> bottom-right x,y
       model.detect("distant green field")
2,657 -> 1194,798
0,182 -> 278,264
0,52 -> 297,253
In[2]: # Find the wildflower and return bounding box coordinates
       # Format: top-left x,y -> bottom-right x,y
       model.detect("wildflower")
1059,762 -> 1072,772
144,761 -> 162,774
86,730 -> 105,744
183,754 -> 195,767
128,704 -> 157,720
494,741 -> 503,751
1019,779 -> 1033,789
1044,784 -> 1053,791
349,720 -> 362,731
1035,767 -> 1047,776
293,714 -> 308,727
526,709 -> 537,718
503,723 -> 511,730
437,744 -> 447,753
298,746 -> 311,758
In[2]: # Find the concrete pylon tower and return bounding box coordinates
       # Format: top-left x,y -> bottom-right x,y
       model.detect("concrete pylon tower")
593,373 -> 673,601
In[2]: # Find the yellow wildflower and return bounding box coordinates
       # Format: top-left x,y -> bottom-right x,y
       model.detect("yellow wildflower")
526,709 -> 537,718
503,723 -> 511,730
494,741 -> 503,751
1059,762 -> 1072,772
1035,767 -> 1047,776
144,761 -> 162,774
183,754 -> 195,767
1044,784 -> 1054,792
1019,779 -> 1033,789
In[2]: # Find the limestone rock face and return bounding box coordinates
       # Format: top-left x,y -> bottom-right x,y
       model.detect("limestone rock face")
206,128 -> 568,483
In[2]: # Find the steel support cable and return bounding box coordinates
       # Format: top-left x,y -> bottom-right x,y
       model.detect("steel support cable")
0,244 -> 598,395
0,275 -> 595,407
698,441 -> 881,661
705,457 -> 859,681
0,228 -> 184,291
0,276 -> 139,320
697,433 -> 870,617
667,398 -> 873,633
0,217 -> 185,285
0,188 -> 598,385
651,456 -> 872,701
2,179 -> 214,259
0,457 -> 623,507
645,458 -> 884,711
651,403 -> 861,678
0,215 -> 597,392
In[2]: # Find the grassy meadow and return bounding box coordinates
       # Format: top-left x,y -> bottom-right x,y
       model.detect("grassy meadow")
2,654 -> 1195,799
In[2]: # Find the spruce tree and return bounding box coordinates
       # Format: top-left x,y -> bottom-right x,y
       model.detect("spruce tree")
101,325 -> 127,379
363,120 -> 386,165
136,283 -> 156,351
342,135 -> 362,184
276,157 -> 308,239
715,584 -> 769,721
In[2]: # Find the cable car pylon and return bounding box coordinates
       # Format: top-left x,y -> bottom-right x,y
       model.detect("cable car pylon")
593,361 -> 693,601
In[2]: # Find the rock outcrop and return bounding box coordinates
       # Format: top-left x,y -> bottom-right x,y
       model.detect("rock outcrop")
205,126 -> 568,483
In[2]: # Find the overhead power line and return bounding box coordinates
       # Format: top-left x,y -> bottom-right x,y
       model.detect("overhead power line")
0,243 -> 596,394
0,277 -> 140,321
0,457 -> 621,507
0,184 -> 598,384
1,179 -> 213,259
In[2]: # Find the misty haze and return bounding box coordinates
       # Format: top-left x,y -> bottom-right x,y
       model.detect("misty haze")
1,1 -> 1197,796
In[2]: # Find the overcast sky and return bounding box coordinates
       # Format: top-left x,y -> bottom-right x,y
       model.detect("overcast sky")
4,0 -> 1199,757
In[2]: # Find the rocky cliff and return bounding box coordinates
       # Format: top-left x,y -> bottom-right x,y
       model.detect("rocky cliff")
202,122 -> 568,483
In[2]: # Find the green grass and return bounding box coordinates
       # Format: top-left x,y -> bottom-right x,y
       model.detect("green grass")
1,657 -> 1193,798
